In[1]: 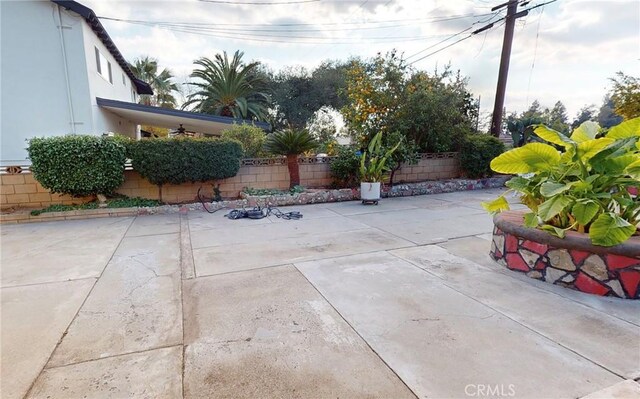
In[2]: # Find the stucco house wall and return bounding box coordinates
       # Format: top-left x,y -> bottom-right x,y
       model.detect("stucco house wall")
1,1 -> 87,165
0,0 -> 140,166
81,19 -> 138,137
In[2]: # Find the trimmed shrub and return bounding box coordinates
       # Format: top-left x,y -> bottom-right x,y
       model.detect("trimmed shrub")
330,146 -> 361,187
27,135 -> 126,197
127,137 -> 243,186
460,134 -> 505,178
220,123 -> 266,158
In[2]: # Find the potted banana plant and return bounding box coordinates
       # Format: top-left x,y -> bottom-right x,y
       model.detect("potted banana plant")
359,132 -> 400,204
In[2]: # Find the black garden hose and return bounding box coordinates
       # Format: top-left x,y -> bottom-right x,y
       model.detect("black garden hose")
197,186 -> 302,220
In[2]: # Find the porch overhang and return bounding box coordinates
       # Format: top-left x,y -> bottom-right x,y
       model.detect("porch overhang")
96,97 -> 270,136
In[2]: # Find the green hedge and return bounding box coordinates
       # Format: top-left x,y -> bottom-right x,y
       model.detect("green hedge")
28,135 -> 126,197
459,134 -> 505,179
127,137 -> 243,186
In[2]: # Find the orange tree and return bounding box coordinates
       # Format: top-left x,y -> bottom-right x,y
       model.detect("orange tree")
341,51 -> 407,147
341,51 -> 418,185
610,72 -> 640,120
341,52 -> 478,184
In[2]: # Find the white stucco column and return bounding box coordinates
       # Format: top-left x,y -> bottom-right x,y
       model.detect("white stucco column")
135,124 -> 141,140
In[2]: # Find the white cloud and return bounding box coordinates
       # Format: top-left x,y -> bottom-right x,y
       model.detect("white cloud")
85,0 -> 639,120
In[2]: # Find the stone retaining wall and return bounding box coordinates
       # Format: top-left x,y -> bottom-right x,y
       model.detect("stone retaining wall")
491,211 -> 640,299
240,176 -> 509,207
0,153 -> 460,209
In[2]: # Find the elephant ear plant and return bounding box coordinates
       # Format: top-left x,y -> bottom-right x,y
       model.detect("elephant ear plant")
482,117 -> 640,247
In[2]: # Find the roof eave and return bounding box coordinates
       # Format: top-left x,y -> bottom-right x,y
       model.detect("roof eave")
51,0 -> 154,96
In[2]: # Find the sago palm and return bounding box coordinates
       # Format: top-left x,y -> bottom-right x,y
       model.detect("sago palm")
265,129 -> 317,188
183,51 -> 269,121
129,56 -> 179,108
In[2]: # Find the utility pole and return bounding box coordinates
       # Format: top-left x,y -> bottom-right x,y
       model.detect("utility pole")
490,0 -> 527,137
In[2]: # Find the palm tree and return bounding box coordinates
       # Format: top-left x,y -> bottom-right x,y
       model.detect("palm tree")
129,56 -> 179,108
183,51 -> 269,121
265,129 -> 317,188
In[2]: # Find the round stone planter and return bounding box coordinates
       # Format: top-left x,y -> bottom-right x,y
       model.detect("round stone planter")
491,211 -> 640,299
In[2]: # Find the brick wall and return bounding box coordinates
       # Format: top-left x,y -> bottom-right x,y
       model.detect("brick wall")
0,173 -> 92,209
394,154 -> 460,182
116,162 -> 333,204
0,153 -> 459,209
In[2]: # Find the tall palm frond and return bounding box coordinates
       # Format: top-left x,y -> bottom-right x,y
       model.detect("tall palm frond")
182,50 -> 270,121
264,129 -> 316,156
129,56 -> 179,108
265,129 -> 317,188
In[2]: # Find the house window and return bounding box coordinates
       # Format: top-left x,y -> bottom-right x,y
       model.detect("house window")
95,46 -> 112,84
122,73 -> 126,85
95,47 -> 101,74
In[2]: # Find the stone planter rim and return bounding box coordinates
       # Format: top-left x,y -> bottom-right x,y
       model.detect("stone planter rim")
494,210 -> 640,258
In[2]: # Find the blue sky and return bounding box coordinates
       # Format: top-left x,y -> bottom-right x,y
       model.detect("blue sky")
88,0 -> 639,123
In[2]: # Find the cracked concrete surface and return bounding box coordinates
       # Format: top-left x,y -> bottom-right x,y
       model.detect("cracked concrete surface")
1,188 -> 639,399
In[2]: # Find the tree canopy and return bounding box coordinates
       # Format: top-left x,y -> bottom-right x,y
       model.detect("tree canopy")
505,99 -> 570,146
571,105 -> 596,129
183,50 -> 270,122
610,71 -> 640,120
264,60 -> 349,130
129,56 -> 179,109
597,95 -> 624,128
341,51 -> 476,153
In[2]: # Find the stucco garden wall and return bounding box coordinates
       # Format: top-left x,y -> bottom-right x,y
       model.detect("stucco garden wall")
0,153 -> 460,209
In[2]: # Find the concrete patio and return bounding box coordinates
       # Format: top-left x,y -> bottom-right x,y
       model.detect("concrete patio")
2,188 -> 639,399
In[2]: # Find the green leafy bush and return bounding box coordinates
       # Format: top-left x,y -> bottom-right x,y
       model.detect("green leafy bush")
460,134 -> 505,178
28,135 -> 126,197
385,131 -> 419,185
330,146 -> 360,187
220,123 -> 266,157
483,118 -> 640,247
360,131 -> 400,182
128,137 -> 243,186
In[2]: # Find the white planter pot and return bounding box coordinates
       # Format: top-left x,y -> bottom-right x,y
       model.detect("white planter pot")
360,182 -> 381,201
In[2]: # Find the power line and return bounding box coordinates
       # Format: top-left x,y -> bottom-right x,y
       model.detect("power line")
407,35 -> 476,65
525,5 -> 545,105
198,0 -> 320,4
405,10 -> 502,61
405,28 -> 474,60
98,12 -> 495,30
103,18 -> 477,34
311,0 -> 368,61
98,10 -> 498,45
473,21 -> 496,58
407,0 -> 557,68
523,0 -> 557,11
98,13 -> 493,32
100,18 -> 455,44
